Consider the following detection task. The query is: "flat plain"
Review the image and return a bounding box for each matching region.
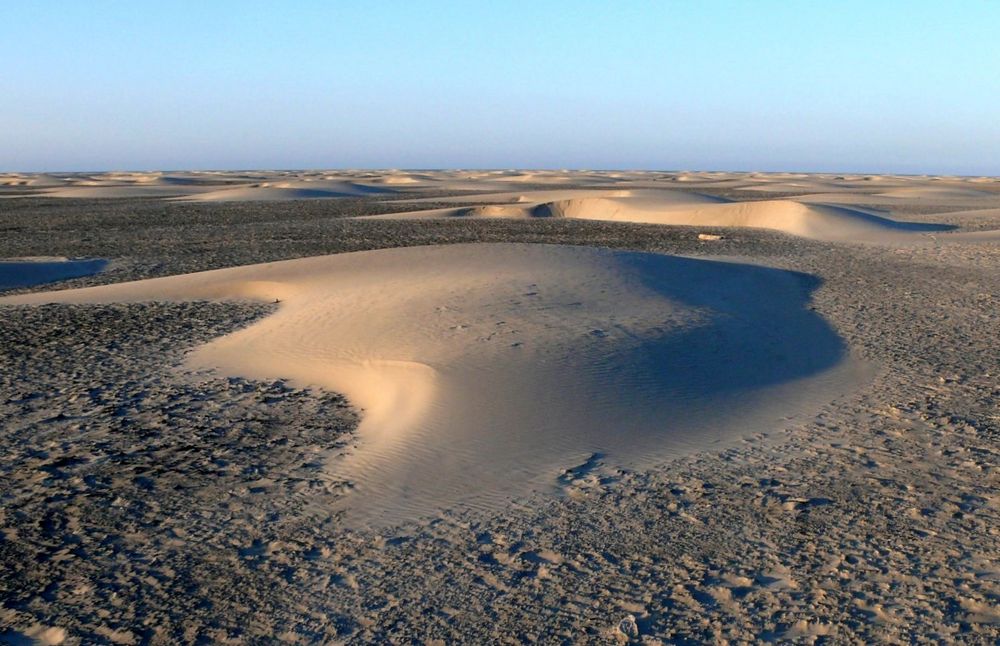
[1,170,998,644]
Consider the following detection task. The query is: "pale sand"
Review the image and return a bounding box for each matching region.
[369,189,955,243]
[171,179,398,202]
[1,244,864,525]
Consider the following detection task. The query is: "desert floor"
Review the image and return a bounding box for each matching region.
[1,170,998,644]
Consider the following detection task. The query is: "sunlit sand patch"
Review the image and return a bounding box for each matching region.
[368,188,955,243]
[1,244,866,526]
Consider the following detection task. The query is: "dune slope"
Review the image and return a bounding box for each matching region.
[173,180,396,201]
[369,189,954,242]
[545,197,954,241]
[1,244,861,525]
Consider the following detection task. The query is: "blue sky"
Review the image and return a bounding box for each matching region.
[3,1,998,173]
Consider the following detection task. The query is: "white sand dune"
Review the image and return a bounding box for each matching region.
[487,171,624,185]
[371,189,953,242]
[6,171,999,209]
[367,174,421,185]
[173,179,397,201]
[91,172,164,184]
[0,173,70,188]
[1,243,861,525]
[545,197,954,242]
[0,257,107,291]
[23,173,410,200]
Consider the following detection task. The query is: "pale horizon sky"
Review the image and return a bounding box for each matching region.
[3,1,999,174]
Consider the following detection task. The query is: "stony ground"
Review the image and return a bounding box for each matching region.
[1,197,998,644]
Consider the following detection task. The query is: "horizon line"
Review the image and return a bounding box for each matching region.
[3,167,999,179]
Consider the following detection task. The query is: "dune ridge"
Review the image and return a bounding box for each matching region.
[370,189,954,242]
[1,243,862,525]
[172,179,397,201]
[542,197,953,241]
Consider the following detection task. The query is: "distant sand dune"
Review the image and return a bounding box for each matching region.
[5,170,994,242]
[1,243,861,525]
[173,179,396,201]
[370,189,953,242]
[0,174,69,188]
[543,197,953,242]
[368,175,420,185]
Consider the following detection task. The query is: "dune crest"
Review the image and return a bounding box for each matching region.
[172,179,396,201]
[371,189,953,242]
[1,244,864,525]
[544,197,952,241]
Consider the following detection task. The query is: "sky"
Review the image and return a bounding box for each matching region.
[2,1,999,174]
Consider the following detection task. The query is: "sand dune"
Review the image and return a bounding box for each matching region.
[1,243,860,525]
[485,170,624,185]
[25,171,273,198]
[173,179,397,201]
[7,170,998,211]
[0,173,71,188]
[546,197,954,242]
[92,172,164,184]
[7,171,411,201]
[4,170,995,241]
[367,174,421,185]
[371,189,953,242]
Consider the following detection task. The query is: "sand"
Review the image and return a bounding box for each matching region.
[1,170,998,643]
[0,170,1000,245]
[371,189,956,243]
[3,244,862,525]
[172,179,398,202]
[9,168,990,243]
